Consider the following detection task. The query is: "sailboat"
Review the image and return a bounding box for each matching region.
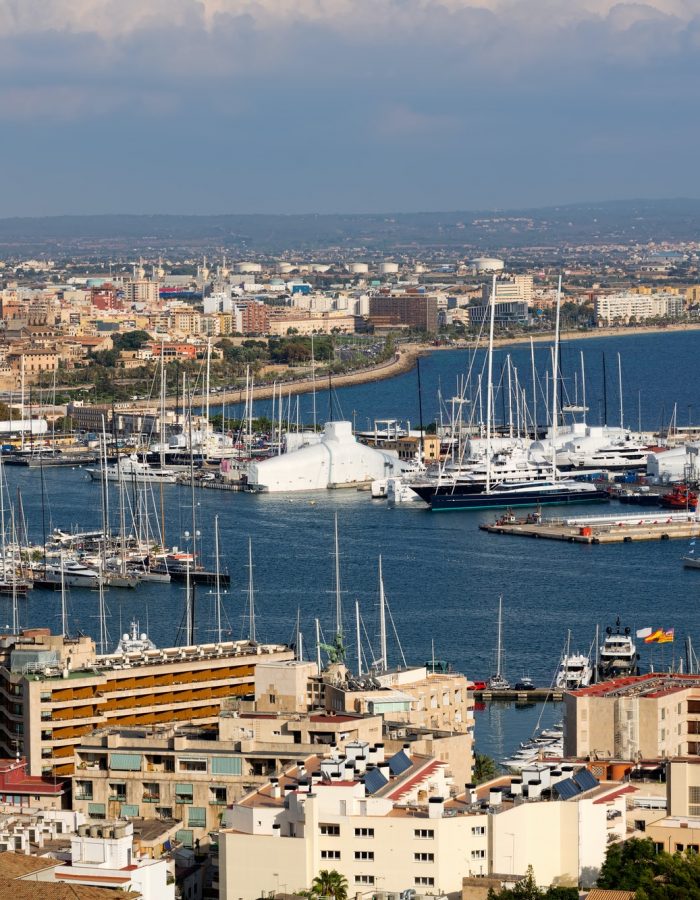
[412,276,610,511]
[488,595,511,690]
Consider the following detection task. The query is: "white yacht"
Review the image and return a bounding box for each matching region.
[87,455,177,485]
[114,621,157,655]
[597,619,639,681]
[555,652,593,691]
[41,559,102,588]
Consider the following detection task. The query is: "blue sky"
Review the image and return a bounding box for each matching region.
[2,0,700,216]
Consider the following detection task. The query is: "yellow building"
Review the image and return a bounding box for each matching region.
[0,629,293,778]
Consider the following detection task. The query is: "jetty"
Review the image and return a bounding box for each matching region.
[480,510,700,544]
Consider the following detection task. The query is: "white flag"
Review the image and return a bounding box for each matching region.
[636,627,653,639]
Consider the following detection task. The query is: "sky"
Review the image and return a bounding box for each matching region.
[2,0,700,216]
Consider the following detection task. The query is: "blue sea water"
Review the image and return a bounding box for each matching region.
[5,330,700,761]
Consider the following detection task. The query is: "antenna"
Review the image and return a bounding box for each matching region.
[247,537,256,643]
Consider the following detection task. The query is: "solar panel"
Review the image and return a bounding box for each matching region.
[553,778,582,800]
[388,750,412,776]
[364,768,389,795]
[573,768,599,793]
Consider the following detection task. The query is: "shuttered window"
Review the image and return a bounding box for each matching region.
[121,804,139,818]
[110,753,142,771]
[211,757,242,776]
[177,829,194,848]
[188,807,206,827]
[88,803,106,818]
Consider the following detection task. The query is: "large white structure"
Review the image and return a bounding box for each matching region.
[247,421,407,492]
[218,752,628,900]
[472,257,505,273]
[647,443,700,481]
[594,292,685,324]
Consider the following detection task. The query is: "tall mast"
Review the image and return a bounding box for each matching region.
[378,555,387,671]
[334,513,342,640]
[580,351,587,426]
[214,515,222,644]
[10,507,18,635]
[315,618,321,671]
[506,355,513,438]
[355,600,362,677]
[617,351,624,429]
[311,333,317,431]
[247,537,256,643]
[496,594,503,679]
[205,338,211,435]
[0,437,5,584]
[98,564,107,654]
[60,552,68,638]
[551,275,562,481]
[485,274,496,492]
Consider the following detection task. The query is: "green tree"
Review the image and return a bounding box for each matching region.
[112,330,152,351]
[487,865,577,899]
[597,837,700,899]
[474,752,499,784]
[309,869,348,900]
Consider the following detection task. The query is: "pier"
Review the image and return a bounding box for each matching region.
[480,510,700,544]
[474,688,563,702]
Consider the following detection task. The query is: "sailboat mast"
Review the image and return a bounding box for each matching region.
[580,351,587,426]
[617,352,624,429]
[60,552,68,638]
[378,555,387,671]
[334,513,342,640]
[551,275,562,480]
[315,617,322,671]
[214,515,222,644]
[496,595,503,678]
[355,600,362,677]
[247,537,256,643]
[10,507,18,635]
[485,274,497,492]
[311,333,317,431]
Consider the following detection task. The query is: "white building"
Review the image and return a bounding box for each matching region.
[594,292,685,324]
[218,752,627,900]
[246,421,407,492]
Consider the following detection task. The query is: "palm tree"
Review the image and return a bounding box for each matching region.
[310,869,349,900]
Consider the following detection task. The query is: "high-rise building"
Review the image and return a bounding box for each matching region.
[368,294,438,332]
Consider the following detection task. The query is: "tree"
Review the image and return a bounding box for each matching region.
[487,866,577,899]
[112,330,152,351]
[309,869,348,900]
[474,752,499,784]
[597,837,700,899]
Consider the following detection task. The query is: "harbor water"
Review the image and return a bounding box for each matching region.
[6,330,700,762]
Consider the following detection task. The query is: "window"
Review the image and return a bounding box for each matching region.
[355,851,374,861]
[471,850,486,859]
[75,780,93,801]
[188,807,206,828]
[472,826,486,835]
[354,827,374,838]
[414,829,434,839]
[156,807,173,820]
[178,759,207,773]
[415,877,435,887]
[143,783,160,803]
[87,803,106,819]
[661,708,666,720]
[321,850,341,860]
[175,783,194,804]
[209,786,227,805]
[414,852,434,862]
[355,876,375,885]
[108,782,127,802]
[320,824,340,836]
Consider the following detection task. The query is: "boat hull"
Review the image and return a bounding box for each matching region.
[430,488,611,511]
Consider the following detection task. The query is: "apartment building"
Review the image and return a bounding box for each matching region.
[70,710,384,843]
[368,294,438,333]
[236,300,270,335]
[564,673,700,760]
[219,751,627,899]
[594,292,685,324]
[267,311,356,336]
[480,274,534,305]
[0,629,293,778]
[122,279,160,306]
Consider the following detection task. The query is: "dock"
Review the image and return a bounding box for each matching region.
[480,510,700,544]
[474,688,563,702]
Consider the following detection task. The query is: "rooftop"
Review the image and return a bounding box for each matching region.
[0,852,58,878]
[0,880,140,900]
[572,673,700,699]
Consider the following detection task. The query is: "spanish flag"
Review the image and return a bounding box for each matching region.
[644,628,675,644]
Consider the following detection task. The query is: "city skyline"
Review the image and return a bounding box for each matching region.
[3,0,700,216]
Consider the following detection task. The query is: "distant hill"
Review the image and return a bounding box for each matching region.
[1,199,699,256]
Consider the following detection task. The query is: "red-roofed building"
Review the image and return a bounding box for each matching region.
[0,758,67,810]
[565,674,700,760]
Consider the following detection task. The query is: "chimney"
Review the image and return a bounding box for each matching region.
[367,745,378,764]
[272,823,281,838]
[375,743,385,763]
[378,763,390,780]
[270,777,281,799]
[509,779,522,797]
[428,796,444,819]
[355,755,367,774]
[489,788,502,807]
